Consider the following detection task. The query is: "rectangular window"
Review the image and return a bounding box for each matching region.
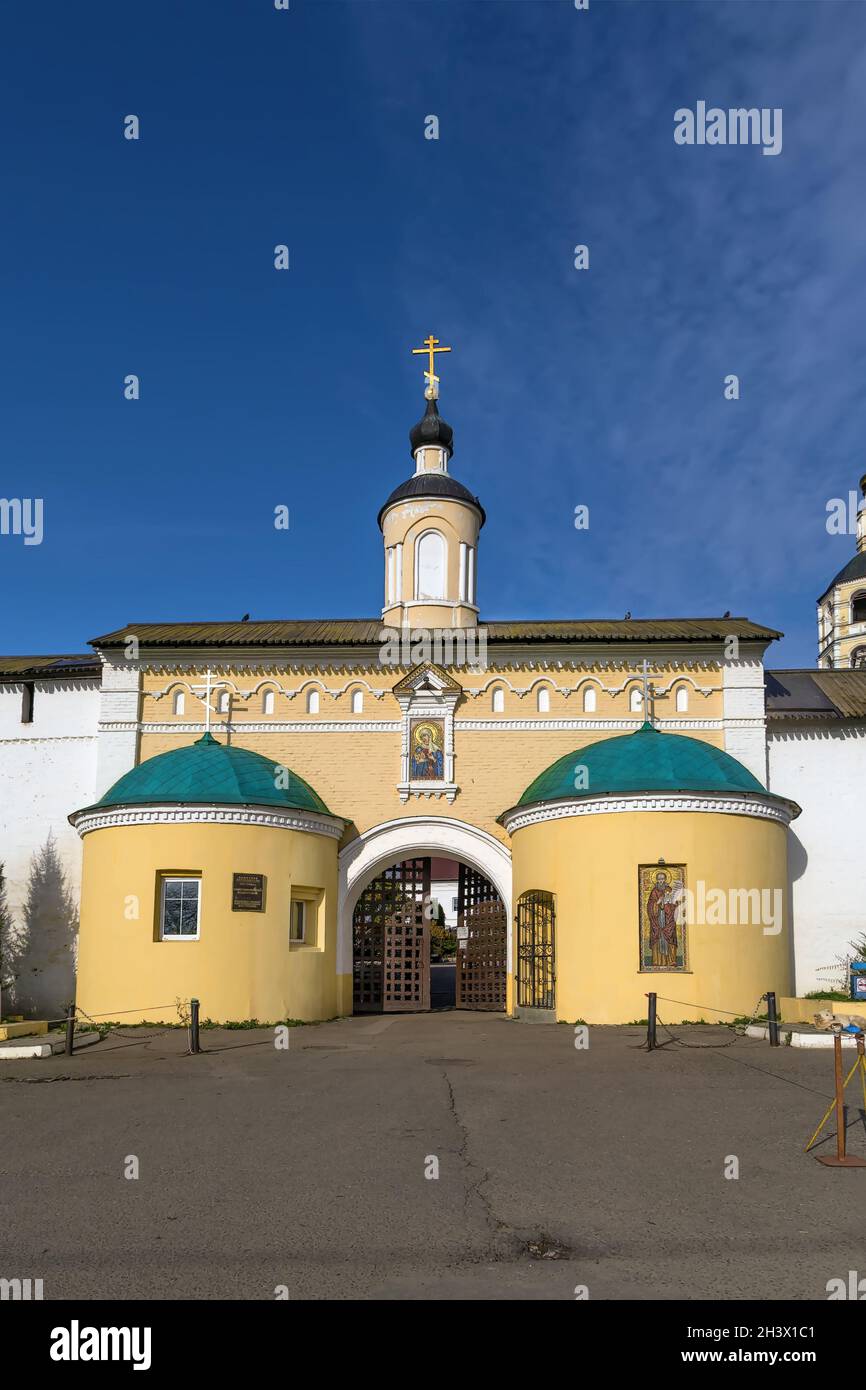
[21,682,34,723]
[159,876,201,939]
[289,899,306,943]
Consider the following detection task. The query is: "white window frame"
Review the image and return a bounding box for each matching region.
[675,685,688,713]
[173,690,185,716]
[537,686,550,713]
[583,686,597,713]
[629,687,643,713]
[851,591,866,625]
[159,876,201,941]
[415,529,447,601]
[307,689,320,714]
[263,689,275,715]
[492,686,505,713]
[351,689,364,714]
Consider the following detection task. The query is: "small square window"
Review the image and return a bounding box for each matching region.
[290,899,306,943]
[160,877,200,939]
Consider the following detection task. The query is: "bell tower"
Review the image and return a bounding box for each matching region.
[817,474,866,669]
[379,337,485,630]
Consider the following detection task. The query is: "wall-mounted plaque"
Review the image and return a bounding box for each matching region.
[232,873,266,912]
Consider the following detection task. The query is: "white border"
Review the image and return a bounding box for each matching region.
[71,801,345,839]
[159,875,201,941]
[499,789,800,834]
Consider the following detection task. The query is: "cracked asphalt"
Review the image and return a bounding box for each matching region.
[2,1012,864,1300]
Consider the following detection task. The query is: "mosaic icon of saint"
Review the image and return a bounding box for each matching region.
[646,870,680,968]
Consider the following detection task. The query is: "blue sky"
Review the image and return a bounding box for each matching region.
[2,0,865,666]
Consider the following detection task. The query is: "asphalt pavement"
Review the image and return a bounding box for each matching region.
[1,1012,862,1300]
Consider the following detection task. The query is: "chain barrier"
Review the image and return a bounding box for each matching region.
[72,1001,189,1042]
[653,994,768,1050]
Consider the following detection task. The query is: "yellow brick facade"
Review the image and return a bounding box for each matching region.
[136,660,727,847]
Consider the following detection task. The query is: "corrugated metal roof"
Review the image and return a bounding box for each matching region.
[488,618,780,642]
[766,668,866,719]
[0,654,101,681]
[89,617,780,648]
[813,670,866,718]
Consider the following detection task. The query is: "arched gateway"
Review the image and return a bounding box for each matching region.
[338,817,513,1013]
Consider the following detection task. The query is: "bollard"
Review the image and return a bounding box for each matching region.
[189,997,201,1055]
[64,1003,76,1057]
[766,991,780,1047]
[816,1033,866,1168]
[646,992,657,1052]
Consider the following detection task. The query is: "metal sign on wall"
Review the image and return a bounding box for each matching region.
[232,873,266,912]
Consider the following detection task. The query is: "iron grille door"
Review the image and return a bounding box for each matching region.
[353,858,430,1013]
[516,890,556,1010]
[383,906,430,1011]
[455,864,507,1011]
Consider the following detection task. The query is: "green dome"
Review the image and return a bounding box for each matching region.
[92,733,332,815]
[517,723,766,806]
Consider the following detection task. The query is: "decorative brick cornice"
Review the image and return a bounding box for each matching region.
[70,802,345,839]
[454,718,726,732]
[499,789,800,834]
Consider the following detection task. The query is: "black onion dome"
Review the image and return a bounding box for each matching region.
[818,550,866,602]
[409,398,454,457]
[377,473,486,530]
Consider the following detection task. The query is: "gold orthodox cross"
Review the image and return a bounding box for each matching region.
[204,668,213,732]
[411,334,451,397]
[640,659,654,724]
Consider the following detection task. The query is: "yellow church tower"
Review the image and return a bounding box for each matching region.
[379,335,485,630]
[817,473,866,668]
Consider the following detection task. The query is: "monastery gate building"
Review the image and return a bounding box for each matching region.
[2,356,865,1024]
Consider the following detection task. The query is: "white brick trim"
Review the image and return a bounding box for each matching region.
[70,801,345,839]
[499,789,800,834]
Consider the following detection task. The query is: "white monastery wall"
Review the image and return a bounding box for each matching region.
[768,722,866,994]
[0,679,100,1017]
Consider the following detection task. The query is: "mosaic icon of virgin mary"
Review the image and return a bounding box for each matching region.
[410,721,444,780]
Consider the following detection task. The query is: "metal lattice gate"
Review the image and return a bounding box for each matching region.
[455,864,507,1011]
[353,859,431,1013]
[516,890,556,1010]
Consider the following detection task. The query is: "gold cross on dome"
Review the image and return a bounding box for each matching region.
[411,334,451,398]
[640,658,654,724]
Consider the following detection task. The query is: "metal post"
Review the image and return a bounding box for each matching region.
[766,991,779,1047]
[817,1032,866,1168]
[64,1003,75,1056]
[831,1033,845,1162]
[646,993,657,1052]
[190,997,201,1054]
